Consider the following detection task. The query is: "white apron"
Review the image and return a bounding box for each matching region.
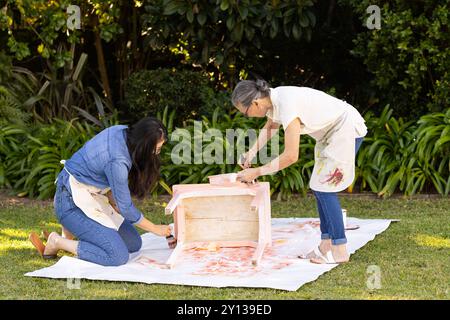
[60,162,124,230]
[309,111,357,192]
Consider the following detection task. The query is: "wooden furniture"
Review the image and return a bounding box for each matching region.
[164,177,271,268]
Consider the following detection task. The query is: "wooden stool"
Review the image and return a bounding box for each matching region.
[164,179,271,268]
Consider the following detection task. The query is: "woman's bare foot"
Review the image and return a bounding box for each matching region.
[42,227,75,241]
[310,244,349,264]
[43,232,61,257]
[298,239,332,259]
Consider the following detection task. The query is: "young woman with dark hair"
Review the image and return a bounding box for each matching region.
[29,117,174,266]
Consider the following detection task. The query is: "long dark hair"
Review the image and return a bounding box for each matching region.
[126,117,168,199]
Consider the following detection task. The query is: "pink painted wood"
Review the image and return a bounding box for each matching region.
[164,180,271,268]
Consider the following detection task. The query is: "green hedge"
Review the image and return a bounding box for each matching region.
[1,107,449,199]
[0,119,98,199]
[0,85,30,126]
[341,0,450,118]
[123,68,232,124]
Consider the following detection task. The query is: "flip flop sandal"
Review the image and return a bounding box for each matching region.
[310,249,350,265]
[310,249,338,264]
[298,247,324,260]
[28,232,57,259]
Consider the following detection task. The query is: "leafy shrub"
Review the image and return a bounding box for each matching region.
[341,0,450,118]
[155,106,264,194]
[0,119,98,199]
[1,107,448,199]
[355,106,417,196]
[354,106,450,197]
[123,68,232,124]
[0,51,13,84]
[0,86,30,125]
[1,54,114,127]
[142,0,317,79]
[409,109,450,196]
[156,105,316,200]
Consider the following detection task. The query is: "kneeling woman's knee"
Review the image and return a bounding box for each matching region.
[107,248,130,266]
[129,236,142,253]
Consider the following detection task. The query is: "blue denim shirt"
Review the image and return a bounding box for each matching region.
[58,125,144,225]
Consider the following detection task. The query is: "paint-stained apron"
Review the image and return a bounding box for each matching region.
[59,161,124,230]
[309,111,359,193]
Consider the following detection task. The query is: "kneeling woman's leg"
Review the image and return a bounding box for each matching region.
[118,220,142,253]
[54,185,131,266]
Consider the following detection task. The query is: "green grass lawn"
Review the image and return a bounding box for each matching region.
[0,192,449,300]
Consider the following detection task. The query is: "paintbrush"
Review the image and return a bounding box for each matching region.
[166,234,177,249]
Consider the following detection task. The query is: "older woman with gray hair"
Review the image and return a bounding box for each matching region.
[232,79,367,264]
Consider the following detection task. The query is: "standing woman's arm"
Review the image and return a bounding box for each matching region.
[258,118,301,175]
[255,118,281,150]
[237,118,301,182]
[241,118,280,168]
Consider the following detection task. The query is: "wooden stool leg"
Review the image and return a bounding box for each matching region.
[252,243,266,266]
[165,242,185,269]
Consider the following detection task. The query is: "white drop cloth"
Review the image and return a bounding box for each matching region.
[25,217,394,291]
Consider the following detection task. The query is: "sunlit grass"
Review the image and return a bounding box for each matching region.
[0,228,30,238]
[413,234,450,249]
[0,228,33,255]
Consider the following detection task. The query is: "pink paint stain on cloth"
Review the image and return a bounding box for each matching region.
[178,221,318,277]
[296,221,321,228]
[130,219,321,276]
[135,256,170,269]
[272,220,320,234]
[188,247,261,277]
[272,261,293,270]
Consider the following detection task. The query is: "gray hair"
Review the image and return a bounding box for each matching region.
[231,79,271,108]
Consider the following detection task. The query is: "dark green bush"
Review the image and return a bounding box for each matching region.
[1,106,448,199]
[354,106,449,197]
[340,0,450,118]
[123,68,232,124]
[156,106,313,200]
[0,86,30,125]
[157,105,449,199]
[0,120,98,199]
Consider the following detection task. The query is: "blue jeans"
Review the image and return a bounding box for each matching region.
[312,137,364,245]
[53,176,142,266]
